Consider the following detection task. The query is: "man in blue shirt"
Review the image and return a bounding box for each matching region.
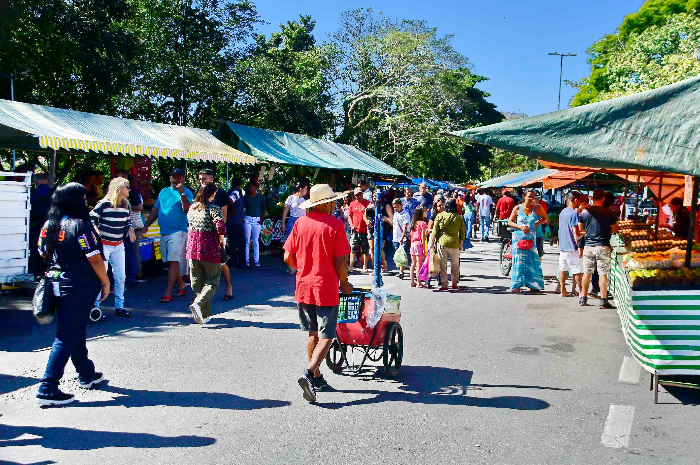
[413,182,433,219]
[557,191,582,297]
[401,187,419,221]
[143,168,194,303]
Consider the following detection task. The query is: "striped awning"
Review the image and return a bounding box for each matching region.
[0,100,257,165]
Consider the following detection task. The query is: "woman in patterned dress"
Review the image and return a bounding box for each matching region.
[507,190,546,293]
[186,182,226,324]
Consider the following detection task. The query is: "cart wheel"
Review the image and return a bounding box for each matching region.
[89,307,102,322]
[499,240,512,277]
[383,323,403,378]
[325,339,345,373]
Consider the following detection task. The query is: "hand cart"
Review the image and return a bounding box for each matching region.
[325,291,403,378]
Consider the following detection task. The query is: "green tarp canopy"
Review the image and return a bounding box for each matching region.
[452,75,700,177]
[222,122,404,177]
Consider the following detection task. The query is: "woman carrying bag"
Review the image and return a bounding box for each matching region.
[36,183,110,406]
[186,182,226,324]
[507,189,546,293]
[433,199,466,291]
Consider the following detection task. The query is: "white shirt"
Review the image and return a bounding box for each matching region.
[363,188,373,202]
[477,194,493,217]
[285,194,306,218]
[392,209,410,241]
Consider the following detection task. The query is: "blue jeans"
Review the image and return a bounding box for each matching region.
[39,280,102,394]
[480,214,491,240]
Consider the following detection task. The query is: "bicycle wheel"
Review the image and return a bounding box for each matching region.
[500,240,513,276]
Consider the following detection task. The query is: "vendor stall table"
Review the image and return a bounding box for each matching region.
[610,245,700,403]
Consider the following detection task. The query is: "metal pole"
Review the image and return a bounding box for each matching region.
[685,176,699,268]
[373,191,383,289]
[10,73,15,171]
[654,175,664,240]
[226,162,230,190]
[635,171,641,221]
[621,170,629,220]
[48,149,56,186]
[558,55,563,111]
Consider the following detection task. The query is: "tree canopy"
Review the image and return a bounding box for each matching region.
[571,0,700,106]
[0,3,503,182]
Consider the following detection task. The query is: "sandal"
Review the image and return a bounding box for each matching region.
[410,282,416,287]
[159,296,173,303]
[222,294,233,301]
[417,283,427,289]
[511,288,521,294]
[579,296,587,306]
[174,284,189,297]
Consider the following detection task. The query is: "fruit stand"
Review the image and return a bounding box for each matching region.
[609,222,700,403]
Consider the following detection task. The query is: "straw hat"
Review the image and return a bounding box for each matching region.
[299,184,347,209]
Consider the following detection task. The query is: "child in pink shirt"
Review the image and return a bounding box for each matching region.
[409,207,428,287]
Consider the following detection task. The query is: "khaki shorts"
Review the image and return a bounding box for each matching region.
[582,246,612,275]
[161,231,188,275]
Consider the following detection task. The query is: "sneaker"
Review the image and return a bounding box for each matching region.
[312,375,330,392]
[79,372,105,389]
[189,303,203,324]
[398,271,405,280]
[579,296,587,306]
[115,308,132,317]
[297,370,317,402]
[600,299,616,309]
[201,315,211,324]
[254,262,261,267]
[37,390,75,406]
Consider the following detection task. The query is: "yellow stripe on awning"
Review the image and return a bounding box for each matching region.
[38,136,257,165]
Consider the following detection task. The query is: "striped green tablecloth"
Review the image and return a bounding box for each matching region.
[610,254,700,375]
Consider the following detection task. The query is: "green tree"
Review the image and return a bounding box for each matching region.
[571,0,700,106]
[475,112,537,181]
[327,8,502,181]
[232,15,336,137]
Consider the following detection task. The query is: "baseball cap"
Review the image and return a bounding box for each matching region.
[199,168,215,176]
[171,168,185,177]
[353,187,362,195]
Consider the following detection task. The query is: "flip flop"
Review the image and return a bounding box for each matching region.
[159,296,173,303]
[174,285,189,297]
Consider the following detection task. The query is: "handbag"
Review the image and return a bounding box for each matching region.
[33,240,57,325]
[429,249,441,273]
[517,239,534,251]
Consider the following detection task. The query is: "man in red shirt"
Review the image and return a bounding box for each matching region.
[495,189,516,239]
[347,187,370,273]
[284,184,353,403]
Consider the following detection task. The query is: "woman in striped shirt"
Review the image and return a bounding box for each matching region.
[90,176,135,318]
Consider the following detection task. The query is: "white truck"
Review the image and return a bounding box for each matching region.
[0,171,34,285]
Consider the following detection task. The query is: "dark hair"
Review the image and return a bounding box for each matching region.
[199,168,215,176]
[115,168,130,178]
[294,180,310,193]
[230,177,242,188]
[603,191,615,209]
[410,206,426,231]
[192,182,218,211]
[445,198,458,213]
[670,197,683,207]
[359,179,367,186]
[565,191,580,204]
[45,182,96,253]
[592,188,606,201]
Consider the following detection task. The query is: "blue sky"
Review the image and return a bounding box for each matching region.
[255,0,645,117]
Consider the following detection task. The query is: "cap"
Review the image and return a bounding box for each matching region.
[171,168,185,177]
[353,187,362,195]
[198,168,215,176]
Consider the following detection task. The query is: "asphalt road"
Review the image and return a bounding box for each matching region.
[2,237,700,464]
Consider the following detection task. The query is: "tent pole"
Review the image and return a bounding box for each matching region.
[48,149,56,186]
[226,162,230,190]
[685,176,699,268]
[621,170,629,220]
[654,175,663,240]
[635,171,641,221]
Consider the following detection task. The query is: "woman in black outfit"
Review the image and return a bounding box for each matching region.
[36,183,111,406]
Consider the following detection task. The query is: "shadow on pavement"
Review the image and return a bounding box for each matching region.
[0,374,41,395]
[0,257,297,353]
[316,365,552,410]
[203,319,298,330]
[0,423,215,451]
[72,382,291,410]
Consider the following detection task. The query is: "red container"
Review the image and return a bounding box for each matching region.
[336,297,401,347]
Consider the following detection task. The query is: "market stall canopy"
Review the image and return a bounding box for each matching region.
[222,122,404,177]
[479,168,557,188]
[452,75,700,177]
[0,100,257,164]
[539,160,687,202]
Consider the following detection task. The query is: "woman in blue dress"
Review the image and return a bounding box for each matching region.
[507,190,546,293]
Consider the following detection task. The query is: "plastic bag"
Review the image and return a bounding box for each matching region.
[418,252,430,281]
[393,244,408,268]
[366,287,387,329]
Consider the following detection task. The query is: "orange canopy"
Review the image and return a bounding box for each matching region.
[538,160,686,202]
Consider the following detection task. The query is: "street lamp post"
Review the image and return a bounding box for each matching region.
[548,52,576,111]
